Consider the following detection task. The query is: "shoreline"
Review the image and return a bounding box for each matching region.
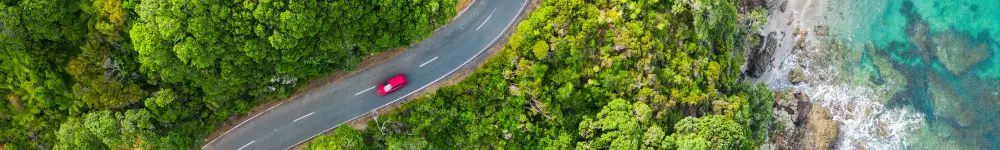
[754,0,830,90]
[755,0,937,149]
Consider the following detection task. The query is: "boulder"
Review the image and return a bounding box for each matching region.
[789,67,806,84]
[787,14,793,25]
[814,25,829,36]
[745,32,777,78]
[875,117,891,138]
[793,93,812,126]
[768,91,810,150]
[773,91,811,131]
[794,29,808,50]
[793,26,801,36]
[805,105,839,150]
[779,0,787,13]
[738,0,767,12]
[768,92,841,150]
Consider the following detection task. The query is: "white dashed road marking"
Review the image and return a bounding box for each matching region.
[201,99,286,149]
[476,8,497,31]
[293,112,314,123]
[354,86,376,96]
[237,141,254,150]
[419,57,439,67]
[286,0,528,149]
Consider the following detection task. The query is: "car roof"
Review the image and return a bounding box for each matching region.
[387,74,406,84]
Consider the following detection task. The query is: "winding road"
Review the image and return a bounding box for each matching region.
[201,0,528,149]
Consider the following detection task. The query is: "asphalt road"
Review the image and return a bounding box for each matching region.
[201,0,528,149]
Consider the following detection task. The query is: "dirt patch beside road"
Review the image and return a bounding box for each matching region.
[457,0,473,15]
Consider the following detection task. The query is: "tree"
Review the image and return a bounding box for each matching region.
[0,0,779,148]
[2,0,459,148]
[669,115,746,149]
[54,118,106,150]
[306,126,367,150]
[304,0,775,149]
[83,110,124,147]
[533,41,550,60]
[144,88,182,123]
[641,125,668,150]
[576,99,651,149]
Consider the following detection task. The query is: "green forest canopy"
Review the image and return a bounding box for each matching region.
[0,0,455,149]
[304,0,773,149]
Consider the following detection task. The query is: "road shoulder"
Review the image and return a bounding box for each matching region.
[202,1,476,144]
[291,0,539,149]
[345,0,539,139]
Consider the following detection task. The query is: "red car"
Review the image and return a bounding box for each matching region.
[377,74,408,96]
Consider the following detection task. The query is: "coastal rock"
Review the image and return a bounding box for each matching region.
[931,32,991,75]
[767,92,840,150]
[739,0,767,12]
[768,91,809,150]
[779,0,787,13]
[814,25,829,36]
[773,91,811,132]
[854,142,868,150]
[787,14,793,25]
[875,117,891,138]
[793,93,812,125]
[805,104,839,150]
[794,37,805,50]
[793,26,801,36]
[794,30,808,49]
[745,32,777,78]
[789,67,806,84]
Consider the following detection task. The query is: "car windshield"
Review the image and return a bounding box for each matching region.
[383,84,393,91]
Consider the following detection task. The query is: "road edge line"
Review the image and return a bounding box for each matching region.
[201,100,285,149]
[284,0,528,149]
[452,0,478,22]
[201,0,482,148]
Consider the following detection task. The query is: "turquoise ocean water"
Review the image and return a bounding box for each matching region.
[823,0,999,149]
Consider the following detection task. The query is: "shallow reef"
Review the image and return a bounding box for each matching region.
[773,0,1000,148]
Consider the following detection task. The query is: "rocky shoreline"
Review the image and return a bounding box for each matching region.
[765,90,840,150]
[747,0,1000,149]
[741,0,846,149]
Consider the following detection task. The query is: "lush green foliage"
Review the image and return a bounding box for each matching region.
[0,0,455,148]
[305,126,367,150]
[305,0,773,149]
